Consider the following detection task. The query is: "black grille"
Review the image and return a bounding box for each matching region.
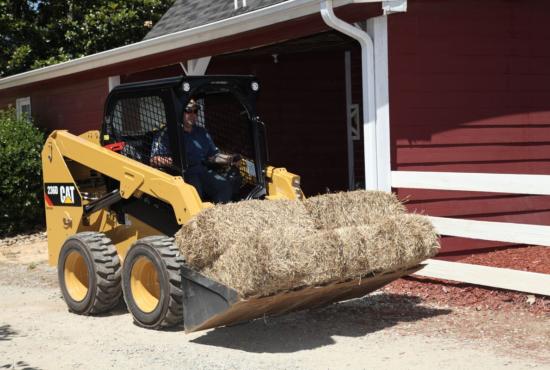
[107,95,168,166]
[198,93,253,158]
[197,93,256,184]
[104,91,258,186]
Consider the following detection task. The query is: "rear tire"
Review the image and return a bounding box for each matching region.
[122,236,183,329]
[58,232,122,315]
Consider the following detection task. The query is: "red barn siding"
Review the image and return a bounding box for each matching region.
[0,77,108,134]
[0,96,15,109]
[388,0,550,255]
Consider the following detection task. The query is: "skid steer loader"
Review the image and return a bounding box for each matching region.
[42,75,421,332]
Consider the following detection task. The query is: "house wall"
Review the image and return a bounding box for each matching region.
[387,0,550,256]
[0,77,109,134]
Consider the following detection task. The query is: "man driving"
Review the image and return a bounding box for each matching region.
[150,99,240,203]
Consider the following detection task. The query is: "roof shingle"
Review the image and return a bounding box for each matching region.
[144,0,290,40]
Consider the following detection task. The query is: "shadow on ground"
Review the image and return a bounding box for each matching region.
[0,325,17,341]
[0,326,41,369]
[0,361,41,370]
[191,293,451,353]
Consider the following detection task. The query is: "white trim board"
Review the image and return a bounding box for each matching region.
[415,259,550,296]
[391,171,550,195]
[108,76,120,91]
[368,16,392,192]
[428,216,550,247]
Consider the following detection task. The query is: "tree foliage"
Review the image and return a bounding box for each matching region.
[0,0,173,77]
[0,108,45,236]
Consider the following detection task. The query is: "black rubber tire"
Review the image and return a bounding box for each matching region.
[58,232,122,315]
[121,236,183,329]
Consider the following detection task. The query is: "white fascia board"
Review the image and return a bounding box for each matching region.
[0,0,381,91]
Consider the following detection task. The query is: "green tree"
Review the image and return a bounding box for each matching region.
[0,0,173,77]
[0,1,43,76]
[0,108,45,236]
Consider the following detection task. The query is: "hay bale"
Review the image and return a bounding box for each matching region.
[175,190,439,298]
[334,214,440,278]
[304,190,406,230]
[175,199,316,270]
[199,214,439,298]
[203,226,314,297]
[202,225,349,297]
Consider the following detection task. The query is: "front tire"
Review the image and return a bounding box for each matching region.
[58,232,122,315]
[122,236,183,329]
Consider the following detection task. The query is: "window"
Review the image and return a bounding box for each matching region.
[16,97,31,119]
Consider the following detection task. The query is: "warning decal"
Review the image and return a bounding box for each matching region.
[44,183,81,207]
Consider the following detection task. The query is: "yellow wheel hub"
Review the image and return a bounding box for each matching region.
[131,256,161,313]
[64,251,89,302]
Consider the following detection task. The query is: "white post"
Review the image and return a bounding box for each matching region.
[344,51,355,190]
[367,16,392,192]
[187,56,212,75]
[108,76,120,91]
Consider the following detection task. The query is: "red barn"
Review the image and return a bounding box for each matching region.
[2,0,550,264]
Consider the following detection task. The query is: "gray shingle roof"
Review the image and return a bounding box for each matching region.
[144,0,290,40]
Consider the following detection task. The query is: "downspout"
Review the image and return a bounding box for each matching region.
[320,0,378,190]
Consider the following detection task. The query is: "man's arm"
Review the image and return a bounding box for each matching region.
[202,129,241,166]
[150,129,174,168]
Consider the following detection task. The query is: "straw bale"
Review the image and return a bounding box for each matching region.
[334,214,440,279]
[175,199,316,270]
[175,190,439,298]
[304,190,406,230]
[202,226,314,296]
[200,214,439,297]
[203,225,350,297]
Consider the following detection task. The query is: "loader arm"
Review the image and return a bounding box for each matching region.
[42,130,207,264]
[45,130,206,222]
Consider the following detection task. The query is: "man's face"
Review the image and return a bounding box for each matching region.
[183,109,197,132]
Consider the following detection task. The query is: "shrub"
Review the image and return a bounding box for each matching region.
[0,108,45,236]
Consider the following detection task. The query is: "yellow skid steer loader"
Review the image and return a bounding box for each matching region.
[42,76,420,332]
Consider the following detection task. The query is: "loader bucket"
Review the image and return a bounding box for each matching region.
[181,264,424,333]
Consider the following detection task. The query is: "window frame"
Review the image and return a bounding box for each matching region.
[16,97,31,119]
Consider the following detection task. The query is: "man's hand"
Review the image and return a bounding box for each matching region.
[150,156,173,168]
[209,153,241,166]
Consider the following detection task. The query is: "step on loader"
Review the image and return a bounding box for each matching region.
[42,75,420,332]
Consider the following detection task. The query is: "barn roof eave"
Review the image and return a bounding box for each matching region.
[0,0,382,91]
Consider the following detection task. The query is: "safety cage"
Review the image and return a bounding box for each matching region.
[101,75,269,201]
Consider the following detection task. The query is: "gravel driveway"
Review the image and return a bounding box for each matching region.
[1,237,549,369]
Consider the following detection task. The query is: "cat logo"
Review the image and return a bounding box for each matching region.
[44,183,81,207]
[60,185,76,204]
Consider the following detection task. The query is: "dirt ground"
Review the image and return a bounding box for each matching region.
[1,233,549,370]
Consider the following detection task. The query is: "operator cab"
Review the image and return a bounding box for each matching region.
[101,75,268,203]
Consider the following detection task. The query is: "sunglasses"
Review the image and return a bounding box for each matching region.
[184,107,199,114]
